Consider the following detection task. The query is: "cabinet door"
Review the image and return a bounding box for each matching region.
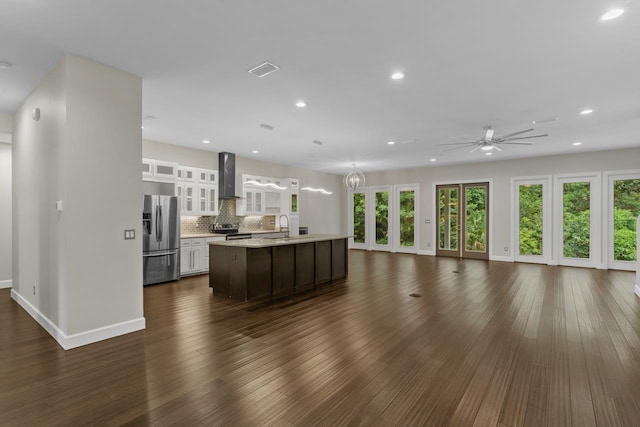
[183,168,196,182]
[254,191,263,214]
[183,185,197,215]
[198,186,208,214]
[245,190,254,213]
[175,184,185,213]
[176,168,184,181]
[154,161,178,180]
[207,186,218,215]
[142,159,154,177]
[180,247,192,275]
[192,245,204,272]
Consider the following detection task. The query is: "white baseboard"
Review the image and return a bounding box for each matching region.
[635,284,640,298]
[490,255,514,263]
[417,250,435,256]
[10,289,145,350]
[0,279,12,289]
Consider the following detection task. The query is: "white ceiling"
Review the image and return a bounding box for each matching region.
[0,1,638,174]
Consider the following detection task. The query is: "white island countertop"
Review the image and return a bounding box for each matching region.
[208,234,349,248]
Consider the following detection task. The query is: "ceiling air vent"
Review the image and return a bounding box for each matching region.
[248,61,280,78]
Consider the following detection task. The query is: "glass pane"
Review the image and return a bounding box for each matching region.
[255,192,262,211]
[563,182,590,258]
[465,187,486,252]
[209,189,216,211]
[438,188,458,250]
[519,184,543,256]
[156,165,173,175]
[247,191,253,211]
[399,190,415,247]
[613,179,640,261]
[291,194,298,213]
[375,191,389,245]
[353,193,366,244]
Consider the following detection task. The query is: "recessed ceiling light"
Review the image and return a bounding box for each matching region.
[391,72,404,80]
[252,150,259,154]
[387,141,395,145]
[572,141,582,146]
[312,140,323,145]
[202,140,211,144]
[601,8,624,21]
[485,152,493,156]
[296,101,307,108]
[0,61,12,69]
[580,109,594,115]
[430,158,437,162]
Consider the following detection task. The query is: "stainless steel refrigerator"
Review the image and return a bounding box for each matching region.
[143,195,180,285]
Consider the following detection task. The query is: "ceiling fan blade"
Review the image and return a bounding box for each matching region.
[440,144,475,153]
[498,128,534,140]
[502,133,548,141]
[437,142,477,146]
[500,141,535,145]
[493,145,503,152]
[469,145,483,153]
[399,138,417,145]
[449,136,479,142]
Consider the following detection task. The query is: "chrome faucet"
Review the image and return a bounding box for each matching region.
[279,214,290,238]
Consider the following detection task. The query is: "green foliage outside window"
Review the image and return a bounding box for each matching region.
[465,187,486,252]
[563,182,591,258]
[353,193,366,243]
[519,185,543,255]
[399,191,415,246]
[613,179,640,261]
[375,192,389,244]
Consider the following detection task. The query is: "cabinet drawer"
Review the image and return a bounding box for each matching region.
[181,239,192,247]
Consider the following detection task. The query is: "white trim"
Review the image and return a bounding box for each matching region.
[418,250,435,256]
[10,289,145,350]
[490,255,514,263]
[635,284,640,298]
[0,279,12,289]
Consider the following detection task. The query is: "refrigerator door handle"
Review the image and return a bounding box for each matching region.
[159,205,163,242]
[155,205,159,242]
[143,250,178,257]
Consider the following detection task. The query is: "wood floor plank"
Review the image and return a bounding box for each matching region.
[0,251,639,426]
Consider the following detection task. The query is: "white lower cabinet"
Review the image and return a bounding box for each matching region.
[180,238,205,276]
[180,237,225,276]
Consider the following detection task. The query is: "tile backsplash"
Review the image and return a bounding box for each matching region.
[181,216,214,235]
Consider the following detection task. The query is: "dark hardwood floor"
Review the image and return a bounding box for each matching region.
[1,251,639,426]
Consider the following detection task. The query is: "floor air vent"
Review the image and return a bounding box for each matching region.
[248,61,280,78]
[409,293,422,298]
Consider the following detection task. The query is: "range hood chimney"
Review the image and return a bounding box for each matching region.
[218,152,239,199]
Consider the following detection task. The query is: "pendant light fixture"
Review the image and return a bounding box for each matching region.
[246,123,288,190]
[344,163,365,190]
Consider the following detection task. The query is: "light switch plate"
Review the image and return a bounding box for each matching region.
[55,200,63,211]
[124,229,135,240]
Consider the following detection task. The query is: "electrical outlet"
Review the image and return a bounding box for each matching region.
[504,246,508,252]
[425,219,431,224]
[33,286,36,295]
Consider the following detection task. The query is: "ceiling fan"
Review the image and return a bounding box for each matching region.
[438,126,548,153]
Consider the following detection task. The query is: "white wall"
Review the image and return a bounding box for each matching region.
[12,55,144,347]
[0,141,11,287]
[143,139,346,234]
[363,147,640,259]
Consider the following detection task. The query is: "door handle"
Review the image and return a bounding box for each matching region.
[143,250,177,257]
[155,206,160,242]
[159,205,163,242]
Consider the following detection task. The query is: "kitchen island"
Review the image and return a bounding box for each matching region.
[208,234,348,300]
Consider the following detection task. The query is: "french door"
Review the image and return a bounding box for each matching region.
[436,183,489,260]
[554,173,601,268]
[513,176,552,264]
[348,184,419,252]
[393,185,419,253]
[369,186,392,251]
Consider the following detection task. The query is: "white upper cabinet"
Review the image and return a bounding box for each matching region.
[198,169,217,185]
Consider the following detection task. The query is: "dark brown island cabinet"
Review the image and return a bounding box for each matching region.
[208,235,349,301]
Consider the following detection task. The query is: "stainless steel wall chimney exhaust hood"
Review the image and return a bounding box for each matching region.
[218,152,240,199]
